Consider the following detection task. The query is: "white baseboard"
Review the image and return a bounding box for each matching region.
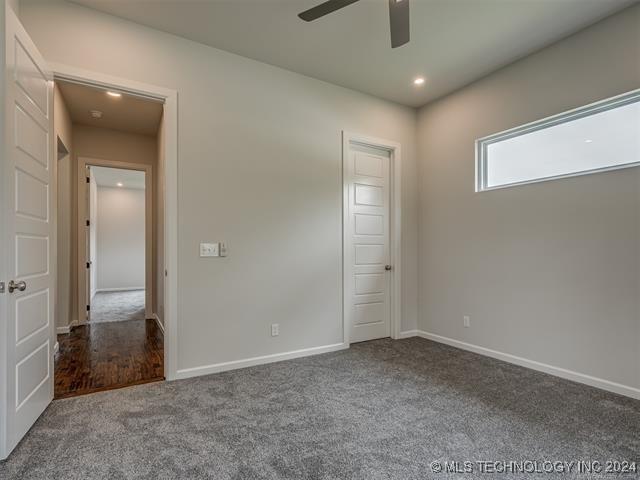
[56,320,79,335]
[176,342,348,380]
[406,330,640,400]
[398,329,419,339]
[152,313,164,334]
[96,287,145,292]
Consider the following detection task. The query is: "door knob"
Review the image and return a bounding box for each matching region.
[385,265,392,271]
[8,280,26,293]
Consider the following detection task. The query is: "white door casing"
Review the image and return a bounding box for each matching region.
[82,165,98,319]
[343,132,401,344]
[88,166,97,303]
[50,63,178,380]
[1,4,54,459]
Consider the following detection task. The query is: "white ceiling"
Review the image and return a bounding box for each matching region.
[91,166,146,190]
[57,80,163,136]
[69,0,636,107]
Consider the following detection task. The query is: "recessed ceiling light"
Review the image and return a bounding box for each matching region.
[89,110,103,119]
[116,182,124,187]
[413,77,425,86]
[585,139,593,143]
[107,91,122,98]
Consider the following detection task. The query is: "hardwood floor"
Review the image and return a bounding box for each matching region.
[55,319,164,399]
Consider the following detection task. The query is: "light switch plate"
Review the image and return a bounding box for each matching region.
[200,242,219,257]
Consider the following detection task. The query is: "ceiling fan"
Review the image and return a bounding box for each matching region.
[298,0,410,48]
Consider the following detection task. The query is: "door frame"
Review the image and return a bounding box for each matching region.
[51,63,179,381]
[77,158,153,321]
[342,131,402,344]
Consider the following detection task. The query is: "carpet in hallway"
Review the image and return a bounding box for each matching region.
[91,290,146,323]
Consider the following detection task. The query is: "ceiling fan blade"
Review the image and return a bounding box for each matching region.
[298,0,360,22]
[389,0,410,48]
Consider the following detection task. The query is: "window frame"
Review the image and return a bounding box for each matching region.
[475,89,640,192]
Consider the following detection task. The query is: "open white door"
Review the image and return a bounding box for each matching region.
[0,3,54,459]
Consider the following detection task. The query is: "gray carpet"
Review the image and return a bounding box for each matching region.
[1,338,638,479]
[90,290,146,323]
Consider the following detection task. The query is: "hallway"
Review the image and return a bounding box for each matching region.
[54,319,164,399]
[91,290,146,323]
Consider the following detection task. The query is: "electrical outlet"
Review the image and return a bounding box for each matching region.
[271,323,279,337]
[463,315,471,328]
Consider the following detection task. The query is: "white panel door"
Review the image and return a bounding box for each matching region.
[1,4,54,459]
[346,144,391,343]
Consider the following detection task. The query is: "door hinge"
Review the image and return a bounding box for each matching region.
[0,282,4,293]
[86,176,90,183]
[86,262,91,269]
[86,220,90,227]
[86,304,90,311]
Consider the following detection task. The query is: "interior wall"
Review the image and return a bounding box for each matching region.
[6,0,17,15]
[53,83,74,330]
[20,0,419,373]
[96,186,146,291]
[416,5,640,390]
[71,124,158,321]
[74,124,158,167]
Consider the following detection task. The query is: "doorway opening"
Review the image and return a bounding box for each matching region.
[53,79,165,398]
[85,166,147,322]
[0,8,178,456]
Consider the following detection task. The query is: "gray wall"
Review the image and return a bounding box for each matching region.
[20,0,419,372]
[417,5,640,390]
[6,0,17,15]
[53,84,74,329]
[96,186,146,291]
